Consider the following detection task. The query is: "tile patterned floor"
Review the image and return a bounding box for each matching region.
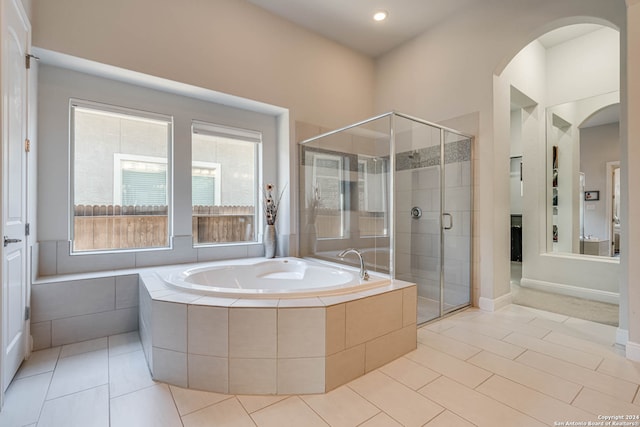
[2,304,639,427]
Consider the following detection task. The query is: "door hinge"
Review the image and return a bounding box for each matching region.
[25,53,39,70]
[25,223,30,236]
[24,306,30,321]
[25,138,31,152]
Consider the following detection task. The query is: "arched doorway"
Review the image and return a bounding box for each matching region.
[497,23,621,326]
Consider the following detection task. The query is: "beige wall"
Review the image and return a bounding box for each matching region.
[31,0,375,130]
[374,0,627,311]
[625,0,640,357]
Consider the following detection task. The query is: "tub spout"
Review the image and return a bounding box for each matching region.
[337,248,370,281]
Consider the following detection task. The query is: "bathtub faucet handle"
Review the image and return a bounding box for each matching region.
[337,248,370,281]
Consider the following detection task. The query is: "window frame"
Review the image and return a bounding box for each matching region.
[191,120,262,247]
[69,99,174,254]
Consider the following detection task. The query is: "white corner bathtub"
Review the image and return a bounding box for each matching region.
[139,256,417,395]
[164,257,390,299]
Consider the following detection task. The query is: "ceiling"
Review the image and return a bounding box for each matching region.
[247,0,479,58]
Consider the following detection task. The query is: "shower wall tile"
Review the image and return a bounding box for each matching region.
[444,162,462,188]
[444,187,472,211]
[415,167,440,190]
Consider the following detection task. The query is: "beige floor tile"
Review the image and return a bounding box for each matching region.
[169,385,232,416]
[492,305,539,323]
[0,372,52,427]
[15,347,60,379]
[468,351,581,403]
[379,356,440,390]
[564,317,617,345]
[529,317,614,346]
[236,394,290,413]
[470,313,551,338]
[109,349,156,398]
[423,410,475,427]
[422,318,459,333]
[358,412,403,427]
[502,304,569,322]
[573,387,640,416]
[597,356,640,384]
[446,319,513,340]
[477,375,594,426]
[302,386,380,427]
[504,332,602,369]
[544,331,623,360]
[47,349,109,400]
[108,331,143,357]
[251,396,329,427]
[634,390,640,406]
[60,337,108,358]
[38,385,109,427]
[419,376,546,427]
[417,328,481,360]
[348,370,443,427]
[182,397,255,427]
[442,326,525,359]
[406,344,492,388]
[110,384,183,427]
[517,350,638,402]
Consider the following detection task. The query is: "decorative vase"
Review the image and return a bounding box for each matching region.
[305,223,317,255]
[264,224,276,258]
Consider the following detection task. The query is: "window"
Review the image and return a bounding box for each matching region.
[357,156,389,237]
[311,153,346,239]
[191,121,260,245]
[70,101,172,252]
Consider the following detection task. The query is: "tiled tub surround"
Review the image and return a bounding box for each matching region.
[139,259,417,395]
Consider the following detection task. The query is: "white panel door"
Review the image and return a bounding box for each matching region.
[2,0,30,393]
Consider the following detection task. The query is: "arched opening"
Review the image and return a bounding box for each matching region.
[498,22,621,326]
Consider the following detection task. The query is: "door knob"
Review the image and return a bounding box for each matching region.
[3,236,22,247]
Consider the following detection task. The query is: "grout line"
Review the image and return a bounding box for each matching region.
[570,386,584,405]
[632,384,640,405]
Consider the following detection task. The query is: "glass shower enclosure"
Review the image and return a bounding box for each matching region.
[299,112,473,323]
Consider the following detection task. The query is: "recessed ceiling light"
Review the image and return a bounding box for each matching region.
[373,10,388,22]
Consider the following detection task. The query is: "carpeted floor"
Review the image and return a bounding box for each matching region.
[510,281,619,327]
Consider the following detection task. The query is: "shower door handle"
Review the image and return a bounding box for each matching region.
[443,213,453,230]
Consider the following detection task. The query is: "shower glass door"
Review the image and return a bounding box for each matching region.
[394,116,443,323]
[442,130,473,314]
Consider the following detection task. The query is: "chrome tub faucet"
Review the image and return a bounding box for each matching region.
[338,248,370,281]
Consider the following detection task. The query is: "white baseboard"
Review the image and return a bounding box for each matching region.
[617,328,629,346]
[626,340,640,362]
[520,278,619,305]
[479,292,513,312]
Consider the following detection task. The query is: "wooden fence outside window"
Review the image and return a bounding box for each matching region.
[73,205,255,251]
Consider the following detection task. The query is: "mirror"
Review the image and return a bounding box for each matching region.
[546,91,620,257]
